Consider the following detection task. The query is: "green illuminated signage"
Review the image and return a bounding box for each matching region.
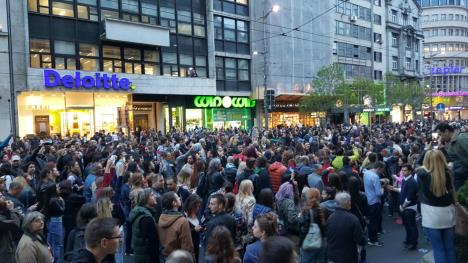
[194,96,256,108]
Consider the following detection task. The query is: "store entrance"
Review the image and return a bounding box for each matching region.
[134,114,149,131]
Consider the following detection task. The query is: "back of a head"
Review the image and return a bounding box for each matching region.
[166,250,194,263]
[259,236,295,263]
[77,203,97,226]
[335,192,351,209]
[435,122,454,133]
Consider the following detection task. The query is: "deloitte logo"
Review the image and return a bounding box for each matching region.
[194,96,256,108]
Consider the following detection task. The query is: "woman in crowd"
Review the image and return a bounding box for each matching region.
[243,212,278,263]
[275,182,299,237]
[16,211,53,263]
[417,150,456,263]
[235,180,256,222]
[348,176,369,263]
[65,203,97,253]
[183,194,203,262]
[299,188,326,263]
[249,188,274,226]
[205,226,240,263]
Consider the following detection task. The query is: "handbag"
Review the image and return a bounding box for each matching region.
[301,209,322,250]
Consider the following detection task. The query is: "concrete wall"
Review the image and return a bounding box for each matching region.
[252,0,334,95]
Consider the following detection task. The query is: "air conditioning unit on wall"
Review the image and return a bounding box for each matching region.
[349,15,358,23]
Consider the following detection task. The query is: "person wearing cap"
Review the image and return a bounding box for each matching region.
[10,155,22,177]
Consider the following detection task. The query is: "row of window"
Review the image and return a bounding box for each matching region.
[29,38,208,77]
[336,21,372,41]
[420,0,468,7]
[390,33,420,51]
[389,9,419,28]
[335,0,372,22]
[28,0,207,38]
[215,56,249,81]
[424,43,468,53]
[214,16,248,43]
[335,42,371,60]
[427,59,468,67]
[391,56,420,72]
[340,63,372,79]
[423,28,468,38]
[213,0,249,17]
[425,75,467,92]
[422,13,468,23]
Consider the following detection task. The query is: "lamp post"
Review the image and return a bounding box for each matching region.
[259,3,280,130]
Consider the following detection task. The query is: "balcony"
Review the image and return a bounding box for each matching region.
[101,18,170,47]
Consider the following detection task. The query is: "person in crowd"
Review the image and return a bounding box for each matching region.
[243,212,277,263]
[167,250,194,263]
[183,194,203,262]
[66,160,84,192]
[191,159,205,191]
[16,211,53,263]
[128,188,159,263]
[363,161,387,246]
[347,176,369,263]
[158,191,194,261]
[205,226,240,263]
[299,188,326,263]
[307,164,324,194]
[251,157,271,198]
[84,163,104,202]
[326,192,367,263]
[417,150,456,263]
[235,179,256,222]
[268,154,288,193]
[59,180,86,248]
[275,182,299,237]
[237,158,255,187]
[0,194,21,263]
[148,173,166,221]
[5,181,27,213]
[129,172,145,209]
[258,236,296,263]
[166,176,190,205]
[178,155,194,187]
[249,188,274,226]
[66,203,97,253]
[63,217,120,263]
[320,186,337,219]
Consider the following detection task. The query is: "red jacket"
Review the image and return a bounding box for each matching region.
[268,162,287,193]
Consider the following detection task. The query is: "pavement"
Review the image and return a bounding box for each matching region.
[366,212,433,263]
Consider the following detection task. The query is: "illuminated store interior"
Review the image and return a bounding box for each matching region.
[18,92,129,137]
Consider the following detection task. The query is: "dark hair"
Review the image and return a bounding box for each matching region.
[183,194,202,215]
[84,217,119,249]
[259,236,295,263]
[161,191,178,210]
[374,161,386,169]
[206,226,237,263]
[435,123,454,133]
[328,173,343,192]
[343,156,350,166]
[224,193,236,212]
[324,187,336,200]
[257,188,274,208]
[368,152,377,163]
[210,193,226,208]
[401,163,413,172]
[255,212,277,237]
[77,203,97,226]
[246,157,256,169]
[347,177,361,211]
[255,157,267,168]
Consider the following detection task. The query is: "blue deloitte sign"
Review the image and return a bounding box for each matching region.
[424,66,465,76]
[43,69,135,90]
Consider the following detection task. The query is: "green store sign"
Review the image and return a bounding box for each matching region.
[194,96,256,108]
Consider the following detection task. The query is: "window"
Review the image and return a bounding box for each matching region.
[179,54,193,77]
[374,0,381,6]
[101,0,118,9]
[392,56,398,70]
[374,14,381,25]
[449,14,453,20]
[141,0,157,24]
[193,12,206,37]
[374,51,382,62]
[374,33,382,43]
[52,1,74,17]
[216,57,224,80]
[405,58,411,70]
[441,14,447,20]
[214,16,223,40]
[225,58,236,80]
[121,0,138,13]
[223,18,236,41]
[335,21,370,40]
[403,14,408,25]
[177,10,192,35]
[103,46,122,72]
[30,38,51,68]
[237,20,248,43]
[214,16,250,53]
[432,14,438,21]
[391,10,398,23]
[440,29,447,36]
[415,60,419,72]
[28,0,50,14]
[77,2,98,21]
[238,59,249,81]
[215,56,250,82]
[160,7,176,33]
[54,40,76,70]
[432,29,438,37]
[143,49,160,75]
[374,70,383,80]
[79,43,99,71]
[101,9,118,20]
[406,36,412,49]
[162,51,178,76]
[392,33,399,47]
[124,48,142,74]
[195,56,207,78]
[448,29,453,36]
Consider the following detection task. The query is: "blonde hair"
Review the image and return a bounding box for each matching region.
[237,179,254,202]
[422,150,448,197]
[96,197,113,218]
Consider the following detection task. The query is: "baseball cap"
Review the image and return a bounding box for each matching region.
[11,155,20,162]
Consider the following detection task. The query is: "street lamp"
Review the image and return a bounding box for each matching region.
[260,3,280,130]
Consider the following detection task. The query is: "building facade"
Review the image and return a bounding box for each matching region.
[420,0,468,119]
[7,0,256,137]
[0,0,11,139]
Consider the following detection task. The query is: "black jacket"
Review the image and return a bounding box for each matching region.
[327,208,367,263]
[62,192,86,241]
[417,169,454,207]
[400,176,418,208]
[203,212,237,245]
[63,248,97,263]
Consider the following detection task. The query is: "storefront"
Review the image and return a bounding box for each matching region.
[431,92,468,121]
[269,99,324,128]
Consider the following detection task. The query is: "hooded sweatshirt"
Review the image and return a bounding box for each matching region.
[158,210,194,258]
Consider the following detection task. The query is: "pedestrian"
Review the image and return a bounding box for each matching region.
[249,188,274,226]
[16,212,53,263]
[417,150,456,263]
[183,194,203,262]
[299,188,325,263]
[65,203,97,253]
[0,195,21,263]
[205,226,240,263]
[243,212,277,263]
[398,164,418,250]
[258,236,296,263]
[235,179,256,222]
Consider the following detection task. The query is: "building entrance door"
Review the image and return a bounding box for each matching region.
[134,114,149,131]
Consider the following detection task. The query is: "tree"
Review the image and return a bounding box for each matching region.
[312,63,346,94]
[386,74,426,121]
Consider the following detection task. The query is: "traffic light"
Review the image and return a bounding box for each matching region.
[265,89,275,109]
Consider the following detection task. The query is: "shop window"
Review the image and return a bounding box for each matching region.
[52,1,75,17]
[28,0,50,14]
[238,59,249,81]
[162,51,178,76]
[143,49,160,75]
[124,48,142,74]
[195,56,207,78]
[103,45,122,72]
[30,38,52,68]
[122,0,139,13]
[177,10,192,35]
[193,12,206,37]
[77,4,98,21]
[101,9,119,20]
[101,0,118,9]
[160,7,176,33]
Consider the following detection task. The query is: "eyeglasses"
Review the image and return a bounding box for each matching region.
[106,235,122,240]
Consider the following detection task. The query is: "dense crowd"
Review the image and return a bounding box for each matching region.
[0,120,467,263]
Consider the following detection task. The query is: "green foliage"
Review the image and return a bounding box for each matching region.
[299,93,339,113]
[312,63,345,94]
[457,180,468,208]
[385,73,426,109]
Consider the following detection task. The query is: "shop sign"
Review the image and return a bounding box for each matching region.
[432,91,468,97]
[363,107,390,112]
[424,66,465,76]
[194,96,256,108]
[43,69,136,91]
[449,106,464,110]
[132,104,152,111]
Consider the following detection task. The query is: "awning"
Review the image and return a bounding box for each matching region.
[275,94,305,103]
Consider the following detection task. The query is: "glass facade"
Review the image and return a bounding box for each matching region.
[420,0,468,7]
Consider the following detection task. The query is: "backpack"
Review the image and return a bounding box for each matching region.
[301,209,322,250]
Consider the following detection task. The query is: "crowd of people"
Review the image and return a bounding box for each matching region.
[0,120,467,263]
